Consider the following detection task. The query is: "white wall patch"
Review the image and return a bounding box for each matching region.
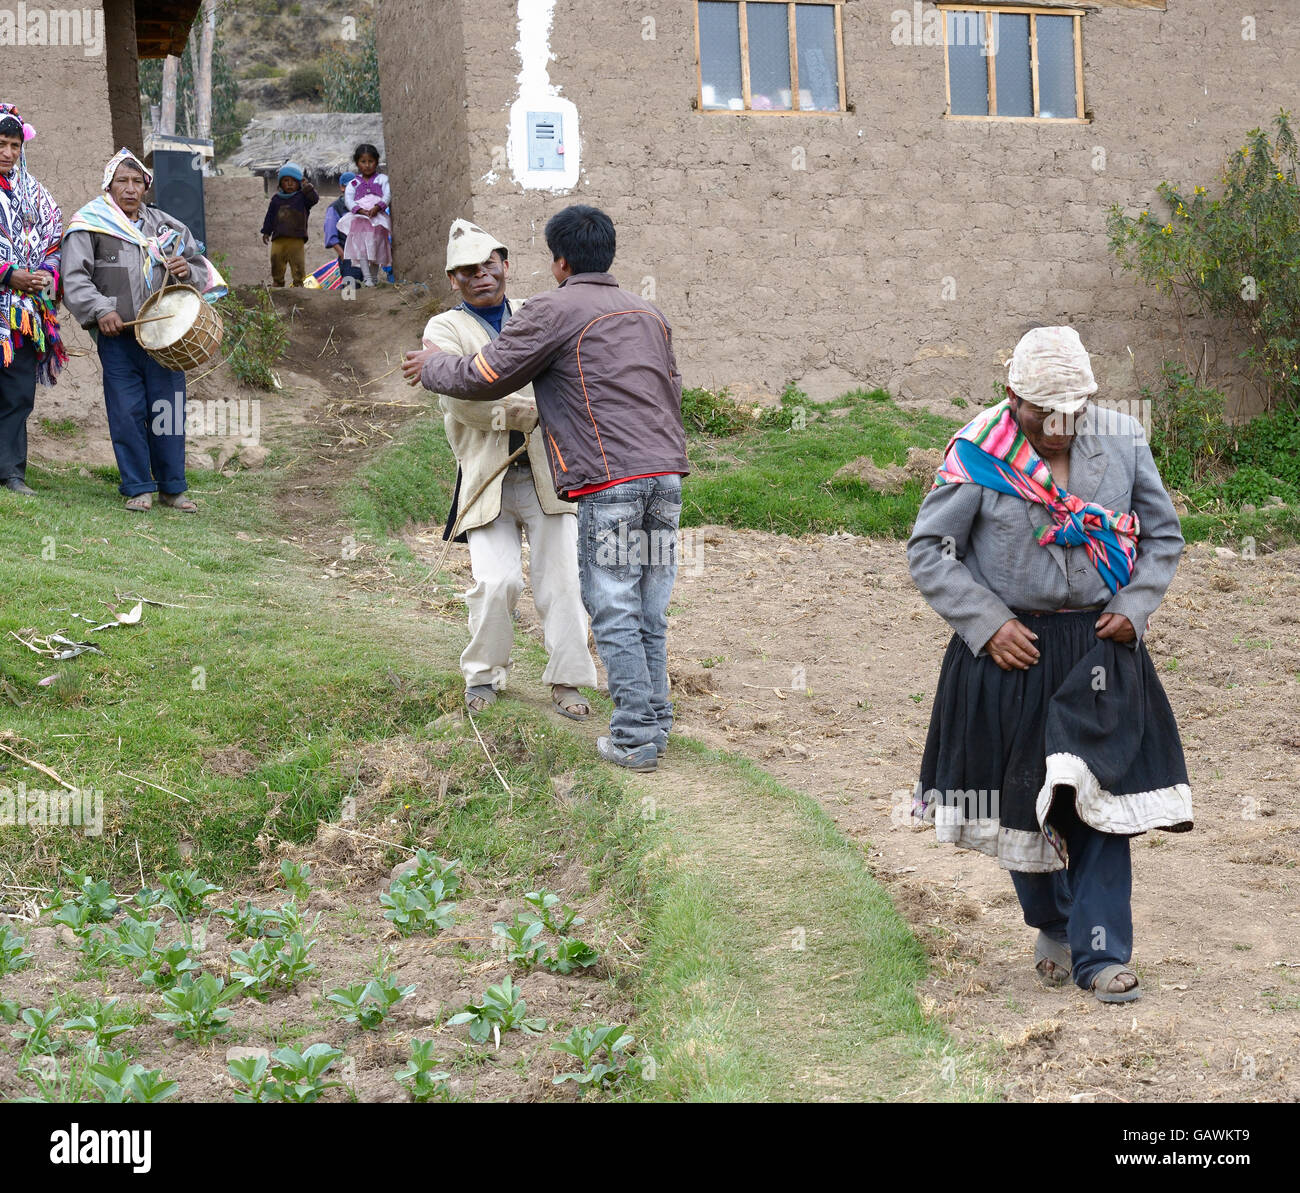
[507,0,580,191]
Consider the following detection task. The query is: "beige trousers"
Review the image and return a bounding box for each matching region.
[461,464,596,692]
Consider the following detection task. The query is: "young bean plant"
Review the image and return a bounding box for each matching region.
[158,870,221,920]
[542,937,600,975]
[492,915,546,969]
[279,860,311,902]
[0,926,33,976]
[62,997,136,1050]
[152,973,236,1043]
[395,1039,451,1103]
[88,1051,178,1103]
[229,1043,344,1104]
[552,1023,643,1094]
[523,889,584,934]
[447,976,546,1048]
[327,975,416,1030]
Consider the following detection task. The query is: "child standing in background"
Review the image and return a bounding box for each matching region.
[322,170,363,286]
[338,143,390,287]
[260,162,318,287]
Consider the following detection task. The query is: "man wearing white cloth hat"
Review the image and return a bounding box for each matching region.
[907,326,1191,1005]
[421,218,596,718]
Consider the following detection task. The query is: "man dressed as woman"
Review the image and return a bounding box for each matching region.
[62,148,224,513]
[0,102,68,496]
[337,143,390,288]
[908,327,1191,1004]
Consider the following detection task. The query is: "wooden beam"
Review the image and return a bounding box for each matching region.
[739,2,752,110]
[986,10,997,117]
[1073,13,1085,118]
[1030,12,1040,118]
[834,3,846,111]
[788,2,799,110]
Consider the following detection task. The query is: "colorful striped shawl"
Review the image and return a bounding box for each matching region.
[65,195,227,302]
[0,164,67,382]
[933,399,1140,594]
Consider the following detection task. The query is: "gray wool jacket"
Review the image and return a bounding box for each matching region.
[61,205,210,327]
[907,404,1184,657]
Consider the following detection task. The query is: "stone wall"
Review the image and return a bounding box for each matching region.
[376,0,472,299]
[382,0,1296,414]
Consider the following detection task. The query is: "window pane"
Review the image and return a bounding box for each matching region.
[747,2,792,110]
[700,1,743,109]
[796,4,840,111]
[990,12,1031,117]
[1037,15,1077,118]
[947,11,988,116]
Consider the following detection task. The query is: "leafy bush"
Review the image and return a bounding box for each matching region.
[680,386,751,436]
[395,1039,450,1102]
[153,974,236,1042]
[286,62,325,101]
[1143,363,1231,488]
[215,287,288,391]
[323,23,381,112]
[552,1023,643,1093]
[327,975,415,1030]
[1108,110,1300,411]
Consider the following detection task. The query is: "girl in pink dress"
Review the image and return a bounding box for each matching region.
[337,143,391,287]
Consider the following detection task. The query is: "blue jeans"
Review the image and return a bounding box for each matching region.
[1010,797,1133,991]
[97,331,187,497]
[577,474,682,751]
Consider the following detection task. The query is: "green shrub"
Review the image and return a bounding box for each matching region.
[1143,363,1231,488]
[323,23,381,112]
[286,63,325,101]
[680,386,750,436]
[215,288,288,391]
[1108,110,1300,411]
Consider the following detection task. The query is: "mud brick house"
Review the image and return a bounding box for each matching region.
[377,0,1298,412]
[3,1,198,218]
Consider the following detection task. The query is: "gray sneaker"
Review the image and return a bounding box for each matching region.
[597,736,659,773]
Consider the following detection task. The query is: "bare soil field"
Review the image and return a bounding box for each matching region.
[658,528,1300,1102]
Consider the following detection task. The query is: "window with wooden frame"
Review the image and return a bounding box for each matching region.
[941,5,1087,122]
[695,1,847,113]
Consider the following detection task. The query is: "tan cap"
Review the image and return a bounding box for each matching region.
[446,218,508,272]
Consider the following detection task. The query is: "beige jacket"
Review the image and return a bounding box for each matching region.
[421,301,573,534]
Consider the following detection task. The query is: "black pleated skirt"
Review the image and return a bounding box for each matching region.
[913,611,1193,872]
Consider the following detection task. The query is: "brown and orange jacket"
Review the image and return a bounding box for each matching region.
[419,273,688,496]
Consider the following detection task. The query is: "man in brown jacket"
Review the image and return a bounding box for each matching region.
[404,205,687,773]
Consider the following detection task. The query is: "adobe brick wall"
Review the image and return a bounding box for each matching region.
[383,0,1296,415]
[376,0,472,297]
[203,173,280,286]
[10,1,117,223]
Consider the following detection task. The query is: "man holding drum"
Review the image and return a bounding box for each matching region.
[63,148,214,513]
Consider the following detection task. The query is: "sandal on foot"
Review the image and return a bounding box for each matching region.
[551,684,590,721]
[1034,931,1072,987]
[159,492,198,513]
[465,685,498,713]
[1091,964,1142,1004]
[125,494,153,512]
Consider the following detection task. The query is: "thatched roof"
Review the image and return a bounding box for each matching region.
[227,114,386,180]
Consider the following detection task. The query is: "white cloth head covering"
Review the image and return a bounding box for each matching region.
[1006,326,1097,414]
[446,218,507,272]
[102,147,152,192]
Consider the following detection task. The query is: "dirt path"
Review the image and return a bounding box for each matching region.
[656,528,1300,1102]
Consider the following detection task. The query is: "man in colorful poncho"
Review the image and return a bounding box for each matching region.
[907,326,1191,1004]
[0,102,67,496]
[62,149,225,513]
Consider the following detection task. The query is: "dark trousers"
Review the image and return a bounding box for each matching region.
[96,331,188,497]
[0,339,38,482]
[1009,797,1133,991]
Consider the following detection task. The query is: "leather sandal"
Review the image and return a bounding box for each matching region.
[159,492,198,513]
[551,684,590,720]
[1034,931,1072,987]
[125,494,152,512]
[465,685,497,713]
[1091,964,1142,1003]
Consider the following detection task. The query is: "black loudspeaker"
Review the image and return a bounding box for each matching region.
[151,149,207,246]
